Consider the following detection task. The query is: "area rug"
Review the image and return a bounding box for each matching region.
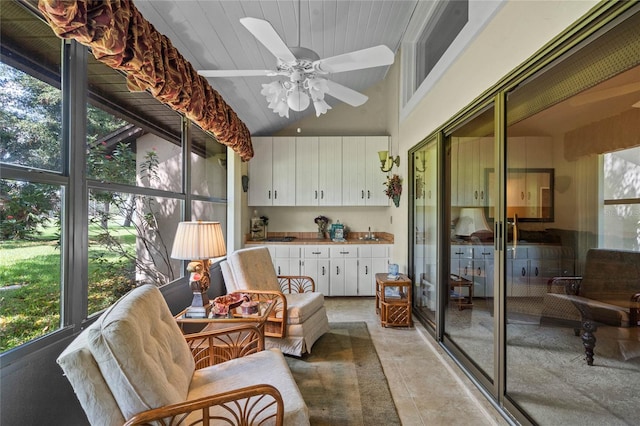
[285,322,401,426]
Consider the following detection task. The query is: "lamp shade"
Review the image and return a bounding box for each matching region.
[171,221,226,260]
[454,208,491,237]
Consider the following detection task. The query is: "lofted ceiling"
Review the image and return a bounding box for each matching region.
[134,0,418,136]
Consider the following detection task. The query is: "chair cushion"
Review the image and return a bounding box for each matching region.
[226,247,281,292]
[282,292,325,324]
[57,325,125,426]
[220,261,237,292]
[87,285,196,420]
[188,349,310,425]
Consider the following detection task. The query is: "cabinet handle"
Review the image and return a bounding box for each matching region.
[321,190,324,199]
[367,190,371,199]
[278,266,281,275]
[464,266,468,275]
[474,190,478,199]
[428,190,432,199]
[365,265,368,274]
[312,251,321,255]
[521,267,526,276]
[268,190,271,199]
[315,190,318,200]
[336,266,340,275]
[274,190,277,199]
[322,266,325,275]
[528,191,531,201]
[521,191,524,200]
[480,190,484,200]
[361,190,365,199]
[535,267,539,276]
[477,267,481,276]
[340,251,349,255]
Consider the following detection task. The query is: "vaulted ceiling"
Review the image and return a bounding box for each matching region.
[134,0,418,136]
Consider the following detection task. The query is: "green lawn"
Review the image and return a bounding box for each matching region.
[0,223,137,352]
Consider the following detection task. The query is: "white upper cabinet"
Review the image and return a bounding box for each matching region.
[294,136,342,206]
[342,136,390,206]
[250,136,388,206]
[295,137,320,206]
[317,136,343,205]
[248,137,274,206]
[248,137,296,206]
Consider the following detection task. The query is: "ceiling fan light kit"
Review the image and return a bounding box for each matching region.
[198,17,394,119]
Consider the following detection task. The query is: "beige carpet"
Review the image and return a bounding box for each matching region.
[285,322,401,426]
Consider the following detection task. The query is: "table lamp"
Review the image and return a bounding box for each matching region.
[171,221,226,314]
[454,207,491,238]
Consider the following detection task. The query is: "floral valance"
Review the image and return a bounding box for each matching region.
[38,0,253,160]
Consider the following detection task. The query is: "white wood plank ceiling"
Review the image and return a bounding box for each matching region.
[135,0,418,136]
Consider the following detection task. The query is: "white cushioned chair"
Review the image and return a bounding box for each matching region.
[56,284,309,426]
[221,246,330,356]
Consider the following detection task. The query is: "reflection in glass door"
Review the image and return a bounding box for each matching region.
[413,142,438,325]
[445,105,495,381]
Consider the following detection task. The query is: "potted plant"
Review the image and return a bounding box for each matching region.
[314,215,329,239]
[384,174,403,207]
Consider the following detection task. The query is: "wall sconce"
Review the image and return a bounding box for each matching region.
[378,150,400,172]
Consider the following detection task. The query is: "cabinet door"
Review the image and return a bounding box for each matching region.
[248,137,273,206]
[272,137,296,206]
[342,136,367,206]
[295,137,319,206]
[365,136,390,206]
[318,136,342,205]
[358,258,374,296]
[303,258,330,295]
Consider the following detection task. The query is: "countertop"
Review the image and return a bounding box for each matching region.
[245,232,394,245]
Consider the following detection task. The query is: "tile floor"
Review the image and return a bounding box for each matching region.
[323,297,510,426]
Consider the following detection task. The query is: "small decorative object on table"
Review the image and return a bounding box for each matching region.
[212,293,249,317]
[384,174,403,207]
[314,215,329,239]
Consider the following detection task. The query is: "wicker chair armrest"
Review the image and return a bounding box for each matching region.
[232,290,288,326]
[183,323,265,368]
[277,275,316,293]
[123,384,284,426]
[547,276,583,295]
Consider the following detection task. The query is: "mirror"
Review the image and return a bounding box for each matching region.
[485,168,554,222]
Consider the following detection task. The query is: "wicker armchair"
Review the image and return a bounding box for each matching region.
[221,247,330,356]
[56,284,309,426]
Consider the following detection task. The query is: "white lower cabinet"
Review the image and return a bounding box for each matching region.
[302,246,330,295]
[265,244,390,296]
[268,245,302,276]
[329,247,359,296]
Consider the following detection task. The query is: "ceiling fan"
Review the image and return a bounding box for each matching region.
[198,17,395,118]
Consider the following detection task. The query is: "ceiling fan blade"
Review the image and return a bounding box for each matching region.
[314,45,394,73]
[325,80,368,107]
[240,17,297,63]
[198,69,276,77]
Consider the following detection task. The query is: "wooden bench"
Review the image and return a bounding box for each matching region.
[542,248,640,365]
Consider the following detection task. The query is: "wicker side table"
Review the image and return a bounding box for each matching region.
[376,273,413,327]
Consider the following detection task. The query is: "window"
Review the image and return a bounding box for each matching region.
[602,146,640,250]
[0,1,227,352]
